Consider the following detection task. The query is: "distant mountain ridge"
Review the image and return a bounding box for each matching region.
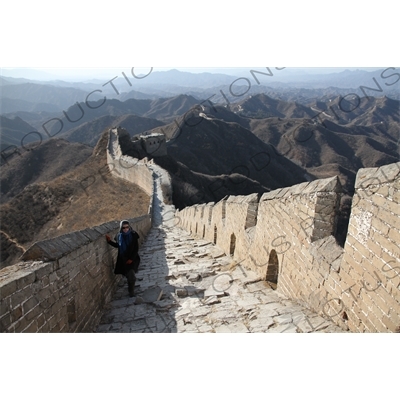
[230,93,316,119]
[0,82,100,111]
[2,69,399,127]
[0,138,93,203]
[0,116,37,150]
[44,95,198,137]
[59,114,164,146]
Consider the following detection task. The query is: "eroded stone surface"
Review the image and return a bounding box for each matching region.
[96,226,346,333]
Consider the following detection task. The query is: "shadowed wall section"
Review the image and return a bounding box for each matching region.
[0,216,151,332]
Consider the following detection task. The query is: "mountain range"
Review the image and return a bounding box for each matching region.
[0,68,399,268]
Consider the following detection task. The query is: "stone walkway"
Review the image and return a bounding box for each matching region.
[96,225,345,333]
[96,157,345,333]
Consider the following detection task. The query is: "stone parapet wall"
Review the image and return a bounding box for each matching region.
[107,128,154,199]
[337,162,400,332]
[1,127,160,333]
[107,127,173,212]
[176,162,400,332]
[248,177,343,316]
[0,216,151,333]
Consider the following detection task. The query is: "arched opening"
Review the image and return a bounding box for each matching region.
[229,233,236,256]
[266,249,279,289]
[214,225,217,244]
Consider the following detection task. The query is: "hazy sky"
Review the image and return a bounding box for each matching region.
[0,67,384,82]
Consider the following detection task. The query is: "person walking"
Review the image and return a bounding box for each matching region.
[106,220,140,297]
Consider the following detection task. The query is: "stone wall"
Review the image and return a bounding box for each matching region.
[107,128,154,199]
[337,163,400,332]
[107,127,174,213]
[0,128,161,333]
[0,216,151,332]
[176,162,400,332]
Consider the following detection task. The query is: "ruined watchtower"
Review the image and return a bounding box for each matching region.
[132,133,167,157]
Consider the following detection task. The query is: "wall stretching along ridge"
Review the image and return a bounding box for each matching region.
[1,125,398,333]
[176,162,400,333]
[107,127,154,199]
[0,128,160,333]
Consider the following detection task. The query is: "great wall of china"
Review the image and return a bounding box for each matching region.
[1,127,399,333]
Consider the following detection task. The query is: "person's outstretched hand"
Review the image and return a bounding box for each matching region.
[106,234,111,242]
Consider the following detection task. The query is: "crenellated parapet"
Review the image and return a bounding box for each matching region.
[176,162,400,332]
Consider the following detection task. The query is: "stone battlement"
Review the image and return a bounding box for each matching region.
[0,216,151,332]
[176,162,400,332]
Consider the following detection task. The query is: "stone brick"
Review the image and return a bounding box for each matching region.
[36,313,46,330]
[367,292,391,315]
[388,227,400,246]
[372,193,391,210]
[378,209,400,230]
[349,259,366,280]
[391,187,400,202]
[377,288,400,312]
[15,272,36,290]
[35,263,55,280]
[350,238,370,258]
[362,270,382,292]
[360,291,377,308]
[361,315,377,333]
[13,316,31,332]
[0,297,11,318]
[10,289,30,310]
[339,269,356,291]
[23,319,38,333]
[381,314,400,332]
[366,238,383,260]
[0,280,17,299]
[372,216,391,236]
[341,280,362,303]
[372,234,399,259]
[347,315,362,332]
[10,305,23,323]
[0,313,12,332]
[380,249,400,268]
[367,312,388,332]
[349,303,367,324]
[353,247,365,264]
[22,297,40,315]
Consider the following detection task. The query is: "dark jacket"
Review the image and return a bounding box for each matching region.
[107,225,140,276]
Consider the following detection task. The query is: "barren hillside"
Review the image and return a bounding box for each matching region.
[0,131,150,268]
